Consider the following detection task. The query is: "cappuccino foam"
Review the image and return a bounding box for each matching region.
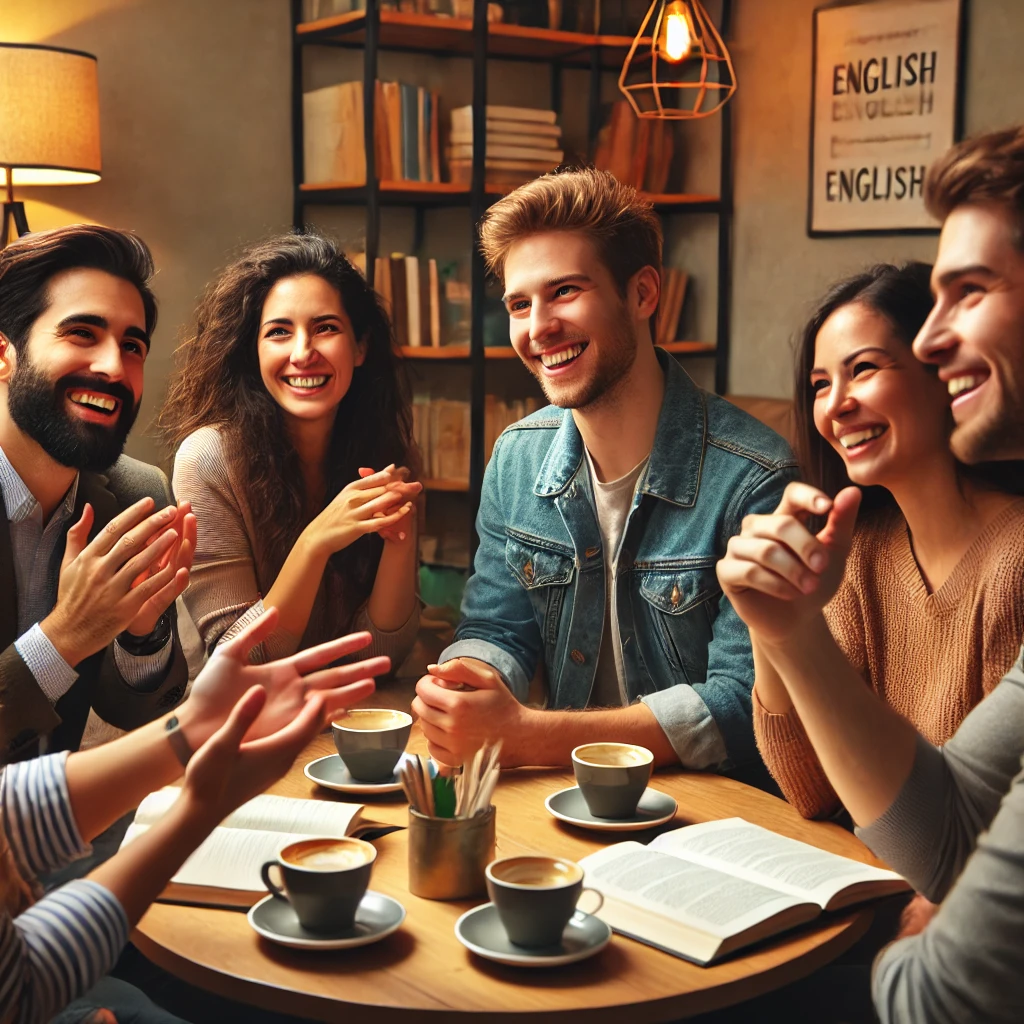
[490,856,582,888]
[335,709,408,732]
[575,743,652,767]
[282,839,373,871]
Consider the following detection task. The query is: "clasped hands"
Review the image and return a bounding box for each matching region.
[303,464,421,556]
[42,496,197,667]
[413,657,529,767]
[715,481,862,647]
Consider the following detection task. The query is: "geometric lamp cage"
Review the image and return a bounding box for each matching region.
[619,0,737,120]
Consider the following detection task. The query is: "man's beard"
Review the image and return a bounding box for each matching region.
[950,366,1024,465]
[528,304,639,412]
[7,356,139,472]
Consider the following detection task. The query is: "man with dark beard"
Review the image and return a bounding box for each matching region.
[412,169,797,772]
[0,225,192,763]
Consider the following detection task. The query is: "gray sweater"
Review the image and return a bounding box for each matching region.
[858,648,1024,1022]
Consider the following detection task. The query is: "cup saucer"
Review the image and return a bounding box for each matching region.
[247,890,405,950]
[304,753,409,795]
[545,786,677,831]
[454,902,611,967]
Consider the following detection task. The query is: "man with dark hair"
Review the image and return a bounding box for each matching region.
[0,224,192,763]
[716,125,1024,1022]
[413,169,797,773]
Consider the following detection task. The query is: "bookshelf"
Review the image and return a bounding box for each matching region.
[290,0,735,566]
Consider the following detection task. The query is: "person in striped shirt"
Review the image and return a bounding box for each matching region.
[1,607,387,1024]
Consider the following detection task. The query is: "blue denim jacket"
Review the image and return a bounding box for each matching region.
[441,352,798,767]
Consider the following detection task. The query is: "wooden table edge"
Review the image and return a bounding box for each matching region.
[132,907,872,1023]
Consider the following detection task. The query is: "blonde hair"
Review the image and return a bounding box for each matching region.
[926,125,1024,245]
[479,168,662,291]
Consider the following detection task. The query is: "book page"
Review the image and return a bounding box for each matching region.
[650,818,905,908]
[579,842,810,940]
[122,823,326,892]
[132,787,363,838]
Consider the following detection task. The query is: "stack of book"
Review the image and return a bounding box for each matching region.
[593,100,675,194]
[656,268,689,346]
[373,254,443,348]
[412,393,542,484]
[413,397,471,483]
[303,79,441,184]
[447,104,563,186]
[485,394,541,460]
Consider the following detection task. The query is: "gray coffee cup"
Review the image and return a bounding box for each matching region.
[485,855,604,948]
[572,742,653,818]
[332,709,412,782]
[260,837,376,933]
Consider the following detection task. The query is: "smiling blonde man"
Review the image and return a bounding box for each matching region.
[413,169,797,773]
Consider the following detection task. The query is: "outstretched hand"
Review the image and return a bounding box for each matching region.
[179,606,387,751]
[181,684,326,827]
[716,482,861,645]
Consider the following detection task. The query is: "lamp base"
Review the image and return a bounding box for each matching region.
[1,201,29,248]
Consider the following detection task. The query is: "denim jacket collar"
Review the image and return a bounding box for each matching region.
[533,349,706,508]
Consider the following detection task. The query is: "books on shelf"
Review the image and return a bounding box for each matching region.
[448,104,563,186]
[303,79,441,185]
[412,394,541,485]
[374,254,442,347]
[656,268,689,346]
[578,818,909,966]
[593,100,675,194]
[121,787,366,909]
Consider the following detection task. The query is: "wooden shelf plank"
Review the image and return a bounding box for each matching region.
[422,478,469,492]
[658,342,716,356]
[296,12,645,68]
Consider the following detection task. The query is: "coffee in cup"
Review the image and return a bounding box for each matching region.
[260,837,376,932]
[332,708,412,782]
[572,742,653,819]
[485,855,603,948]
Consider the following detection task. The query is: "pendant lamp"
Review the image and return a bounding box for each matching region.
[619,1,737,120]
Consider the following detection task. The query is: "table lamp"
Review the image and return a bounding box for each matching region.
[619,0,737,120]
[0,42,102,246]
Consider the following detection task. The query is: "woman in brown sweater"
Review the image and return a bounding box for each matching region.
[752,262,1024,819]
[162,234,422,669]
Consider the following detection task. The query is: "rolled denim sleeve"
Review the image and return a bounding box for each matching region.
[442,433,542,701]
[641,685,728,768]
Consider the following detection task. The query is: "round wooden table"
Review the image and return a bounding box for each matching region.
[135,687,882,1022]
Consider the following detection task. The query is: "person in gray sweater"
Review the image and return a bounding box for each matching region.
[717,126,1024,1022]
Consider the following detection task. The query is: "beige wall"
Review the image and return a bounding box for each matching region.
[5,0,293,467]
[6,0,1024,457]
[727,0,1024,397]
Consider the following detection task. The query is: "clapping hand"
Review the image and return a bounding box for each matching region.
[716,482,861,645]
[358,465,421,544]
[127,500,198,636]
[178,606,389,751]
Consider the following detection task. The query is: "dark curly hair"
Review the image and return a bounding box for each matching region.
[794,261,1024,511]
[160,231,414,611]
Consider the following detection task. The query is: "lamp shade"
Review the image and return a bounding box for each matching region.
[0,43,101,186]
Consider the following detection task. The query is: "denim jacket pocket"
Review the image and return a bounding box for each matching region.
[505,535,575,649]
[636,564,718,681]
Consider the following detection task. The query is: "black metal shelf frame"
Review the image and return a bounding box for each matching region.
[289,0,734,561]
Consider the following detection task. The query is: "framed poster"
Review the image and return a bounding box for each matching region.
[808,0,965,236]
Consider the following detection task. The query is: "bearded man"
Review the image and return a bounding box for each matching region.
[413,169,797,773]
[0,225,192,763]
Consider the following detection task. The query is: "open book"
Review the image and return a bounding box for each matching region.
[121,787,365,909]
[578,818,909,966]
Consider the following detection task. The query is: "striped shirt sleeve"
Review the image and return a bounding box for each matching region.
[1,880,129,1024]
[1,754,90,878]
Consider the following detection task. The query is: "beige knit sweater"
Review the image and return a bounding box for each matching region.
[172,426,419,670]
[753,499,1024,820]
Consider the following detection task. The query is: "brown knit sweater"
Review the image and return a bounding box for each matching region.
[753,499,1024,820]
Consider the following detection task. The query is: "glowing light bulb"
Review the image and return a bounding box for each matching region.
[660,1,693,63]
